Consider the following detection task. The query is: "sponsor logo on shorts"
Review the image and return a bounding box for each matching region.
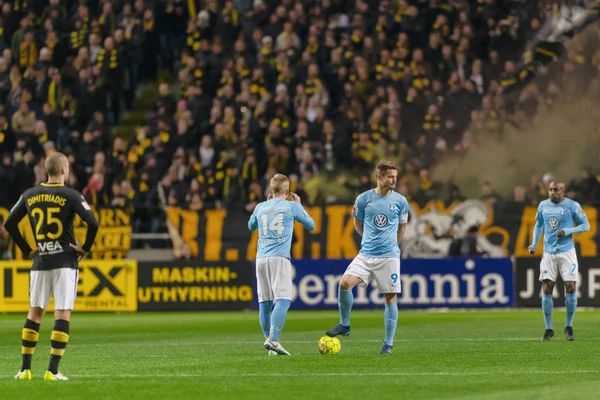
[374,214,388,228]
[548,218,560,231]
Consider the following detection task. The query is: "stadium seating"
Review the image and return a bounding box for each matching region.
[0,0,599,241]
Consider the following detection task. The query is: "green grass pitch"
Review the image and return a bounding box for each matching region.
[1,310,599,399]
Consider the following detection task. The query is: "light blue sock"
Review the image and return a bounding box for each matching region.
[269,299,291,342]
[384,303,398,346]
[259,301,273,338]
[338,289,353,326]
[565,293,577,327]
[542,294,553,330]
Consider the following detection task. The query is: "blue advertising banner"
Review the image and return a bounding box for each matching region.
[280,258,515,309]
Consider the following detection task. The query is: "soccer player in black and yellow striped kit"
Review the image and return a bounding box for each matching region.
[5,152,99,381]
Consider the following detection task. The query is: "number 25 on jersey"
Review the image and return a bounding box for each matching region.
[31,207,63,240]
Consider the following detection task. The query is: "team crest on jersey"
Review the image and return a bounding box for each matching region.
[548,217,560,231]
[374,214,388,228]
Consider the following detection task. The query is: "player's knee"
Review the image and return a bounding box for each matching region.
[542,287,553,295]
[384,293,397,304]
[565,283,576,294]
[542,281,554,295]
[54,310,72,322]
[339,278,352,291]
[339,275,359,291]
[27,307,44,322]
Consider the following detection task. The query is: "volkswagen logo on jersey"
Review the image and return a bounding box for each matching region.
[374,214,388,228]
[548,217,560,231]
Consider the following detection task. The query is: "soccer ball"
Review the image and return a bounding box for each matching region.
[318,335,341,355]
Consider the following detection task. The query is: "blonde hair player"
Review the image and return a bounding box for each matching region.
[5,152,99,381]
[248,173,315,356]
[325,161,409,354]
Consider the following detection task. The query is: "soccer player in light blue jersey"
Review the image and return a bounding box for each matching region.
[528,181,590,342]
[326,161,409,354]
[248,173,315,356]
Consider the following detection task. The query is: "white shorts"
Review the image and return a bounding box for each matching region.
[539,249,579,283]
[345,254,401,294]
[255,257,293,302]
[30,268,79,310]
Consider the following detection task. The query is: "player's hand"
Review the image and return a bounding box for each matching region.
[528,247,535,255]
[70,243,89,261]
[28,249,38,259]
[290,192,301,203]
[556,230,565,238]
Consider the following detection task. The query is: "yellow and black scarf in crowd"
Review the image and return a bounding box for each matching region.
[35,128,48,143]
[222,170,241,199]
[90,22,101,35]
[89,187,109,206]
[214,161,227,181]
[222,8,238,26]
[81,16,89,34]
[19,42,37,68]
[242,160,257,184]
[136,179,149,193]
[14,0,30,12]
[307,42,319,55]
[250,76,266,95]
[216,74,234,97]
[352,140,374,164]
[261,46,275,66]
[0,121,8,144]
[158,129,171,144]
[420,177,433,191]
[99,12,116,35]
[432,21,450,37]
[48,80,61,112]
[272,117,289,130]
[180,80,189,97]
[70,30,85,51]
[369,123,387,142]
[350,33,363,50]
[97,49,118,69]
[143,17,155,32]
[46,38,57,56]
[200,174,217,198]
[192,68,203,86]
[136,131,152,152]
[186,162,202,180]
[60,97,77,120]
[304,77,320,96]
[236,66,250,80]
[423,113,441,131]
[187,0,199,21]
[187,29,201,52]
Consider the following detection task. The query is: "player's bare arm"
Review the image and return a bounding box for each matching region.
[397,223,407,243]
[354,218,364,236]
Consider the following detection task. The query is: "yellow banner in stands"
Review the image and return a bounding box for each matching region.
[0,260,138,312]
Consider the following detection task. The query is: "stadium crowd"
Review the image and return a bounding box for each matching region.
[0,0,599,245]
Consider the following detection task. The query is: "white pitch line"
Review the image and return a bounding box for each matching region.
[63,371,599,378]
